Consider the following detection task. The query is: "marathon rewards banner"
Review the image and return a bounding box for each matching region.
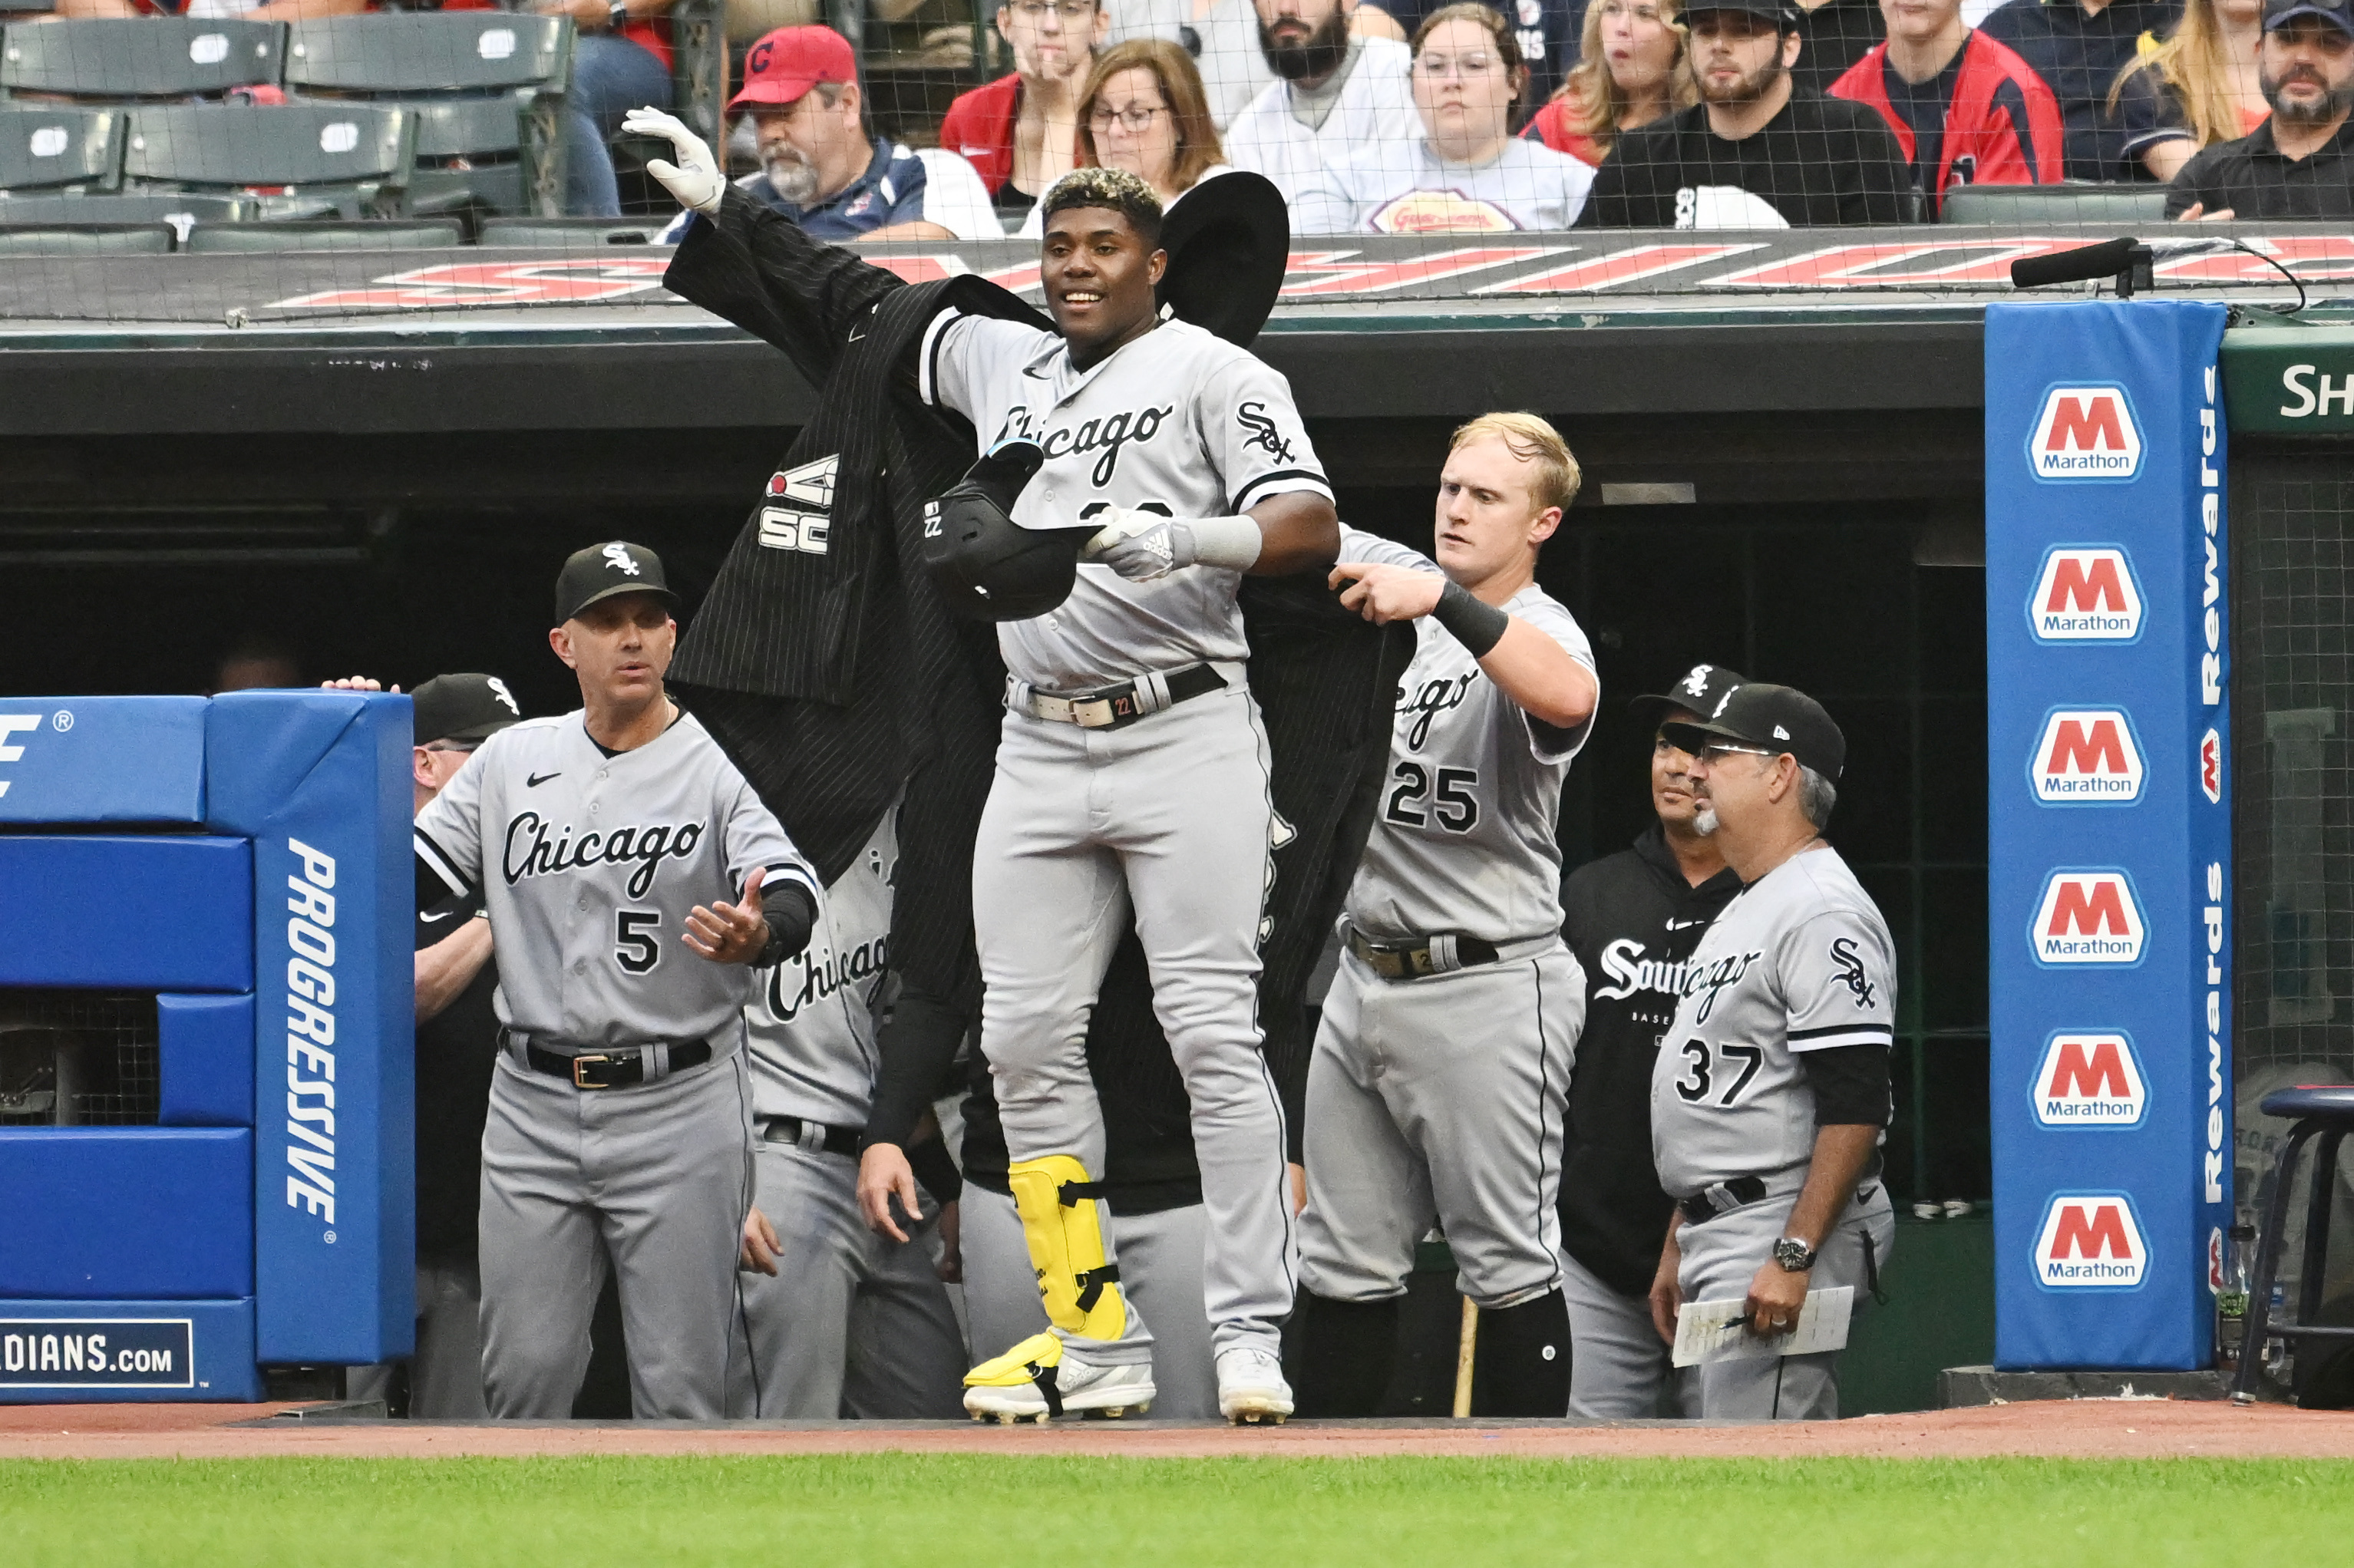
[1986,301,2231,1370]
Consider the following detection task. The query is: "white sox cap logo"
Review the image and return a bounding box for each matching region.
[603,543,641,576]
[487,677,520,717]
[1680,665,1713,698]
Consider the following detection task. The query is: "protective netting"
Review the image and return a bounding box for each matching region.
[0,2,2339,327]
[0,989,163,1127]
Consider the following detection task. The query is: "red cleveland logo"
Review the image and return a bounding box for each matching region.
[2030,387,2143,480]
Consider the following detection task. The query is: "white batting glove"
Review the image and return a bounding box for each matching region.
[621,105,725,216]
[1083,511,1262,582]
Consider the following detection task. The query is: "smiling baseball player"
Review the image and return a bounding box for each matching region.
[1286,413,1599,1418]
[1647,682,1896,1421]
[411,540,820,1420]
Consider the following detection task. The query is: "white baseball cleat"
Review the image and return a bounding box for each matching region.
[1216,1345,1294,1425]
[963,1331,1156,1423]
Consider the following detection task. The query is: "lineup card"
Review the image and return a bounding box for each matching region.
[1672,1287,1856,1368]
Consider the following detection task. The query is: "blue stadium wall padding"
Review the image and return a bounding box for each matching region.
[0,697,207,825]
[158,993,256,1127]
[0,1129,253,1299]
[1985,300,2231,1370]
[0,1298,259,1403]
[207,690,415,1364]
[0,835,253,991]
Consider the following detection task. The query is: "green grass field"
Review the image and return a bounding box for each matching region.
[5,1454,2349,1566]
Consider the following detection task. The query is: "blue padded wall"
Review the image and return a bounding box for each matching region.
[0,835,253,991]
[0,697,206,824]
[208,690,415,1364]
[0,1129,253,1299]
[0,1299,260,1403]
[158,993,256,1127]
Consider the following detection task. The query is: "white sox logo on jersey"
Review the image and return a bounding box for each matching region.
[1828,937,1878,1008]
[1238,402,1296,464]
[989,403,1175,487]
[503,813,705,899]
[1682,949,1763,1023]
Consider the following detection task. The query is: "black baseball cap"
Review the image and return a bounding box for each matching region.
[2265,0,2354,34]
[1633,662,1751,728]
[554,540,679,626]
[1661,682,1846,781]
[411,673,523,745]
[1683,0,1801,28]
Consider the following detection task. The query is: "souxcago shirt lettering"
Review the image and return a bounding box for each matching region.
[414,710,818,1051]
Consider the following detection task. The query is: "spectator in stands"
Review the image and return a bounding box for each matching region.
[530,0,682,217]
[1295,3,1595,224]
[1577,0,1914,223]
[2169,0,2354,216]
[660,26,999,240]
[1110,0,1408,129]
[1019,38,1230,229]
[2110,0,2271,179]
[940,0,1108,225]
[1789,0,1887,96]
[1830,0,2062,213]
[59,0,359,18]
[1224,0,1424,198]
[1979,0,2182,177]
[1526,0,1695,165]
[1381,0,1583,102]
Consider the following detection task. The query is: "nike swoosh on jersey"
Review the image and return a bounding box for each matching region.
[527,771,561,787]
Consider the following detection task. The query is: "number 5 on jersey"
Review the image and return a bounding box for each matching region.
[1385,763,1481,832]
[616,909,662,973]
[1676,1038,1763,1105]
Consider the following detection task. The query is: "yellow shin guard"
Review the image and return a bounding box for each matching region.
[1008,1154,1130,1342]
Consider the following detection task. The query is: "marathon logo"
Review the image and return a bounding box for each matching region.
[2035,1194,2148,1288]
[2200,728,2224,804]
[284,838,340,1233]
[2029,386,2142,480]
[0,1320,192,1388]
[2030,549,2142,642]
[2032,1032,2146,1127]
[2031,870,2146,966]
[2031,710,2144,804]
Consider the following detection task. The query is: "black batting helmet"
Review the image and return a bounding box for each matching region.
[921,442,1096,622]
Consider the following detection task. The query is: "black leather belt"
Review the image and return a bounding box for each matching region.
[761,1114,863,1159]
[1345,926,1502,981]
[1015,662,1226,730]
[521,1038,711,1090]
[1677,1175,1768,1226]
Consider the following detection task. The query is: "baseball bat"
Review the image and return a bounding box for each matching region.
[1452,1296,1479,1418]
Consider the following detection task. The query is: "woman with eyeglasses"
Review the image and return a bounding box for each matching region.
[940,0,1111,224]
[1292,2,1595,230]
[1526,0,1698,166]
[1019,40,1233,232]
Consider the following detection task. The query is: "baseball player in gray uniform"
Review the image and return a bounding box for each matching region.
[1648,682,1897,1421]
[913,166,1339,1424]
[411,541,820,1421]
[731,807,968,1419]
[1286,412,1599,1418]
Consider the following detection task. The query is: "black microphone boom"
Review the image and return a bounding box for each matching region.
[2010,237,2151,292]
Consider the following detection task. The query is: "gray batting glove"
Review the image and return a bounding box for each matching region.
[1083,510,1194,582]
[620,105,725,216]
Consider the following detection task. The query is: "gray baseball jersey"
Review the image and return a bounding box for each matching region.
[919,312,1332,691]
[1336,527,1598,944]
[1291,137,1597,235]
[745,809,896,1128]
[414,710,816,1050]
[1649,845,1897,1197]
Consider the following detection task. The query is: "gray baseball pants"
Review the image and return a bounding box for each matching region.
[1561,1249,1685,1420]
[476,1041,754,1420]
[1299,944,1582,1309]
[727,1139,966,1419]
[345,1257,488,1418]
[972,678,1291,1363]
[1672,1177,1895,1420]
[960,1186,1220,1419]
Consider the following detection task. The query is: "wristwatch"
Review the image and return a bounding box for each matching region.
[1771,1236,1816,1273]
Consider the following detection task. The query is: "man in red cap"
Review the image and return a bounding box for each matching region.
[659,25,997,243]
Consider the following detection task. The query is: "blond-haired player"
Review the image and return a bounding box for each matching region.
[1286,413,1600,1416]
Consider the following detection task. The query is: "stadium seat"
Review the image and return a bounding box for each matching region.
[0,104,124,194]
[1940,183,2171,225]
[2233,1084,2354,1407]
[0,222,172,254]
[283,13,573,216]
[0,18,286,100]
[183,217,464,252]
[0,191,259,240]
[123,104,414,220]
[477,215,669,246]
